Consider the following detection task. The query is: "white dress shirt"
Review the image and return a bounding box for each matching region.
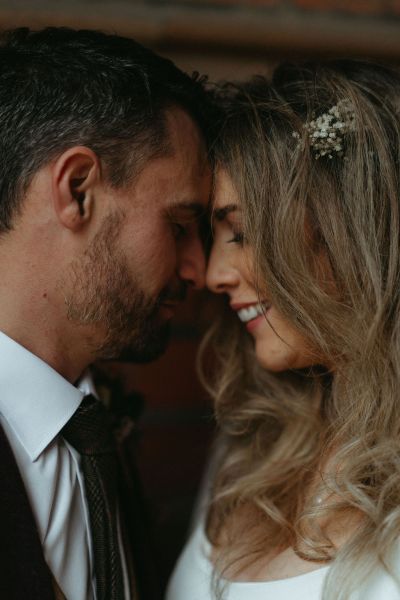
[0,330,129,600]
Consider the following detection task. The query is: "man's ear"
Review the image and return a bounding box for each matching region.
[52,146,100,231]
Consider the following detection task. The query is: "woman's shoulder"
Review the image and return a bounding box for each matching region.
[166,524,212,600]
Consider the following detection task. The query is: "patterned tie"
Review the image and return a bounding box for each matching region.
[62,394,125,600]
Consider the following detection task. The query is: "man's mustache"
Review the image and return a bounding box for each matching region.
[158,281,187,305]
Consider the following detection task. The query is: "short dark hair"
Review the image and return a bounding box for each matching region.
[0,27,209,231]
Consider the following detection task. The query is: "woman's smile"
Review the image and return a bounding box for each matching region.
[231,301,272,330]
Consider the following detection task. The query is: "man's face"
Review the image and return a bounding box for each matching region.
[64,108,211,361]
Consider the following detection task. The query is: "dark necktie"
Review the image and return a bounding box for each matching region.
[62,394,125,600]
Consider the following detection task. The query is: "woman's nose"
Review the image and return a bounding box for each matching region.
[206,246,239,294]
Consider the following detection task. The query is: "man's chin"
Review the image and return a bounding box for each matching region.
[114,321,171,363]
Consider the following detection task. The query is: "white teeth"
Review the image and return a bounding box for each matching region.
[237,303,268,323]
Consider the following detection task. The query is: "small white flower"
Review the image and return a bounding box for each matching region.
[298,99,356,160]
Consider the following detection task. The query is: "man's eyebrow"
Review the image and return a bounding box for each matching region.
[168,201,206,217]
[213,204,238,221]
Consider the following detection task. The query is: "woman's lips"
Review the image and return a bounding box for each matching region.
[231,301,271,331]
[245,313,268,332]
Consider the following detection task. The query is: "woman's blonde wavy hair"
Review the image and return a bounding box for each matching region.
[203,60,400,599]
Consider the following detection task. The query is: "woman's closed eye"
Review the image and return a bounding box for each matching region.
[227,230,245,245]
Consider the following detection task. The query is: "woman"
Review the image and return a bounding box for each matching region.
[167,60,400,599]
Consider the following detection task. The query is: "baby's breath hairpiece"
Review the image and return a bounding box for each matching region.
[292,99,356,159]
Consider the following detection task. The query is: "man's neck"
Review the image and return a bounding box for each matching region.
[0,267,93,382]
[0,316,91,383]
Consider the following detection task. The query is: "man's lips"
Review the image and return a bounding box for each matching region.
[157,282,187,318]
[158,303,177,319]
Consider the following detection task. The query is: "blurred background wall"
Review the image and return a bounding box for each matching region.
[2,0,399,591]
[1,0,400,79]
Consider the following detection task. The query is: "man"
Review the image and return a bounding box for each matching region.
[0,27,211,600]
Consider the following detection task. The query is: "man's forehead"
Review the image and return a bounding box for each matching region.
[165,107,208,162]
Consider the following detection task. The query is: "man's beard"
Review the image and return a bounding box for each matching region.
[62,212,184,362]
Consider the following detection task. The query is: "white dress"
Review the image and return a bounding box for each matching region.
[166,522,400,600]
[167,440,400,600]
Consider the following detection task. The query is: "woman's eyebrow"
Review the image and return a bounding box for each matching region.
[213,204,238,221]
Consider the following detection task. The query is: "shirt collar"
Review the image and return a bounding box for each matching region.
[0,331,91,461]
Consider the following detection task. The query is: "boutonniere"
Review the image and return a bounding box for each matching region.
[92,364,144,445]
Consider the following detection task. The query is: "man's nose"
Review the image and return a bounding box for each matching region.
[177,235,206,290]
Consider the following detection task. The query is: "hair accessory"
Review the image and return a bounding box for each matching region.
[292,100,356,159]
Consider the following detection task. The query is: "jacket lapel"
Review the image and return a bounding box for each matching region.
[0,423,55,600]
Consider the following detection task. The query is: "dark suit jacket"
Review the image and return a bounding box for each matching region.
[0,423,56,599]
[0,379,162,600]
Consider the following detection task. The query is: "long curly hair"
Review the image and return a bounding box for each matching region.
[202,60,400,599]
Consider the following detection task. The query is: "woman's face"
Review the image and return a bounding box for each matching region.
[206,169,318,372]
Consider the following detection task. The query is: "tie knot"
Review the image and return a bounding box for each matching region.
[62,394,115,456]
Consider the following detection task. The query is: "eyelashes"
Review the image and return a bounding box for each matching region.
[227,231,245,244]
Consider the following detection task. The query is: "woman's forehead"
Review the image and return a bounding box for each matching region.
[213,168,240,211]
